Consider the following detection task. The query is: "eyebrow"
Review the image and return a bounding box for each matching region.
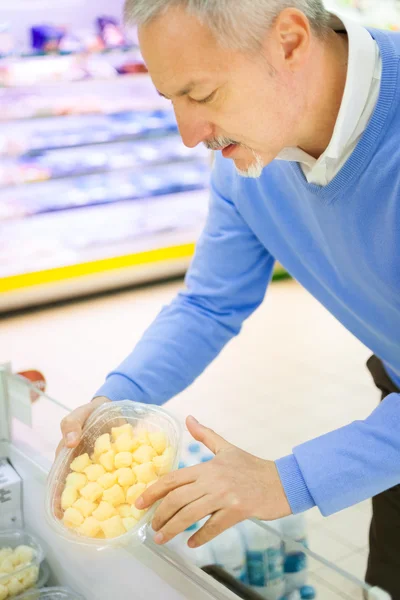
[157,80,209,100]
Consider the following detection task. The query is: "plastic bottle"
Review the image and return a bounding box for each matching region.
[239,521,285,600]
[211,526,248,584]
[280,515,308,595]
[280,590,302,600]
[167,524,216,568]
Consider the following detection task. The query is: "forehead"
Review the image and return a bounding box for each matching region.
[138,6,236,90]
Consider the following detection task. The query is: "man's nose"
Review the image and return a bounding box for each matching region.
[174,106,214,148]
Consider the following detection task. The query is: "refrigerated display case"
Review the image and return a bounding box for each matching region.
[0,365,391,600]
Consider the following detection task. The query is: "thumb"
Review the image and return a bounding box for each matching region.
[186,416,232,455]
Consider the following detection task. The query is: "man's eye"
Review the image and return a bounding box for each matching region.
[194,91,217,105]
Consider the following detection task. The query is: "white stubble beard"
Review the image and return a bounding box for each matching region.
[234,149,264,179]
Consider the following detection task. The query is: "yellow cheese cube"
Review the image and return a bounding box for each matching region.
[0,584,7,600]
[73,498,97,518]
[0,548,12,562]
[0,557,14,573]
[111,424,134,441]
[149,432,168,455]
[133,445,156,464]
[100,515,126,539]
[135,430,150,445]
[94,433,112,455]
[114,433,135,453]
[63,507,84,529]
[66,472,87,490]
[70,453,92,473]
[78,516,101,538]
[84,464,106,482]
[61,486,78,510]
[96,531,106,539]
[153,446,174,475]
[98,472,118,490]
[92,501,118,521]
[131,506,146,521]
[122,517,138,532]
[134,462,158,484]
[102,484,125,507]
[99,450,116,472]
[126,482,146,505]
[118,504,132,518]
[13,545,34,566]
[21,565,39,587]
[114,452,133,469]
[8,577,23,596]
[115,468,135,487]
[80,482,103,503]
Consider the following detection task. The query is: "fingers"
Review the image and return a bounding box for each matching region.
[60,397,110,448]
[152,483,207,531]
[136,465,200,509]
[153,495,219,545]
[188,510,240,548]
[186,416,231,455]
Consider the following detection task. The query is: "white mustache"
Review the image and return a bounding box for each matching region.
[203,136,238,151]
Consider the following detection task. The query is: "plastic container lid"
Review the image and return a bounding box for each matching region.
[45,400,182,550]
[15,587,85,599]
[300,585,316,600]
[0,529,44,596]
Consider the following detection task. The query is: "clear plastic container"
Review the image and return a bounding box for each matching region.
[0,529,44,597]
[46,400,182,550]
[15,587,85,600]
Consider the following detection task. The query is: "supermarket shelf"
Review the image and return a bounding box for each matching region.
[0,45,139,62]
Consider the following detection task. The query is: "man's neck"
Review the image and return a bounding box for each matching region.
[297,30,349,159]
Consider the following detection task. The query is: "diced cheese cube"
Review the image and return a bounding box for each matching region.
[100,515,126,539]
[0,548,12,562]
[63,507,84,529]
[153,446,174,475]
[99,450,116,472]
[111,424,134,441]
[149,431,168,455]
[98,472,118,490]
[134,462,158,484]
[78,516,101,538]
[70,453,92,473]
[92,501,118,522]
[21,565,39,587]
[131,506,146,521]
[66,472,87,490]
[122,517,138,532]
[94,433,112,455]
[80,482,103,503]
[0,584,7,600]
[73,498,97,518]
[114,433,135,453]
[61,486,78,510]
[102,484,125,507]
[115,468,135,487]
[0,557,14,573]
[126,483,146,505]
[84,464,106,482]
[114,452,133,469]
[135,430,150,445]
[13,545,34,566]
[118,504,132,518]
[133,445,156,464]
[7,577,23,596]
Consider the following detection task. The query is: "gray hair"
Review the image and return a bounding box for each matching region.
[124,0,331,51]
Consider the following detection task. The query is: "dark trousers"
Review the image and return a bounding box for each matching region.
[365,355,400,599]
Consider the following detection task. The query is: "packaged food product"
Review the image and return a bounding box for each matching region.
[0,530,44,598]
[46,400,181,549]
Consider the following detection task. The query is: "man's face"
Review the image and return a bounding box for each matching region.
[139,6,307,178]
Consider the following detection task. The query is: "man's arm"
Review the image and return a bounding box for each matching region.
[95,155,275,405]
[277,393,400,515]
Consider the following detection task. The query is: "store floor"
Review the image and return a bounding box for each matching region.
[1,278,380,598]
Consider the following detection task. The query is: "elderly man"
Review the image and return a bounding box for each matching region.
[59,1,400,597]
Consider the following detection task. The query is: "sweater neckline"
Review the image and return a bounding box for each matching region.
[288,28,399,203]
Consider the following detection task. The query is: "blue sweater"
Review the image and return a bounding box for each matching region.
[97,28,400,516]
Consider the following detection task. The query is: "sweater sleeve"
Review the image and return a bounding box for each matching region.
[276,393,400,515]
[95,154,275,405]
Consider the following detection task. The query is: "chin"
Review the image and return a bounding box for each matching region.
[234,154,265,179]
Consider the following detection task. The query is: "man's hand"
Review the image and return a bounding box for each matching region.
[56,396,111,457]
[136,416,292,547]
